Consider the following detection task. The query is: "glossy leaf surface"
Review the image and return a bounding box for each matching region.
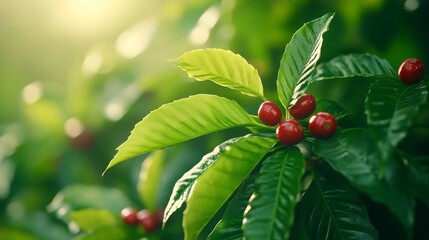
[183,134,277,240]
[277,12,334,109]
[173,48,265,99]
[243,147,305,240]
[313,128,415,229]
[296,176,378,240]
[207,173,258,240]
[163,136,243,225]
[312,53,396,81]
[365,79,428,167]
[105,94,262,172]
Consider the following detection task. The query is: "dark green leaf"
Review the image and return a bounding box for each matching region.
[182,134,277,240]
[365,79,428,168]
[313,128,415,229]
[312,53,396,81]
[296,175,378,240]
[208,172,258,240]
[173,48,265,99]
[105,94,263,172]
[405,155,429,208]
[277,12,334,109]
[243,147,305,240]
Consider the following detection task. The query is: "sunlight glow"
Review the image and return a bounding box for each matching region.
[103,84,139,121]
[404,0,419,11]
[82,50,103,75]
[0,160,14,198]
[104,102,125,121]
[64,118,84,138]
[0,134,19,157]
[116,18,158,59]
[189,6,221,45]
[52,0,120,37]
[22,82,43,104]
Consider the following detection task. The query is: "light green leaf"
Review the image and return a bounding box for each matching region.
[183,134,277,240]
[163,136,244,226]
[243,147,305,240]
[208,172,258,240]
[105,94,263,173]
[137,150,164,211]
[47,185,133,222]
[277,12,334,109]
[313,128,415,229]
[296,175,378,240]
[312,53,396,81]
[173,48,265,99]
[365,79,428,168]
[69,209,117,232]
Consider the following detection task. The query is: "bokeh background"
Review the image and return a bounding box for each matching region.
[0,0,428,239]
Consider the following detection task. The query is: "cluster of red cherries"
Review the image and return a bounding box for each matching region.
[258,93,335,145]
[120,207,163,233]
[258,57,425,145]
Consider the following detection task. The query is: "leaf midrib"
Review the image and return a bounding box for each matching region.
[387,83,426,145]
[315,178,346,240]
[267,151,290,239]
[179,61,265,99]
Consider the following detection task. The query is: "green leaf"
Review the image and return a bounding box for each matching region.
[296,175,378,240]
[163,136,243,225]
[105,94,262,172]
[365,79,428,168]
[47,185,133,222]
[208,172,258,240]
[69,209,117,232]
[243,147,305,240]
[313,128,415,229]
[276,12,334,109]
[312,53,396,81]
[173,48,265,99]
[182,134,277,240]
[406,155,429,208]
[137,150,164,211]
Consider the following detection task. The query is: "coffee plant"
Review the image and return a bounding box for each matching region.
[97,12,428,239]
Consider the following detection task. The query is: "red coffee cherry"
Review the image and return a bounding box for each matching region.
[276,119,304,145]
[308,112,337,139]
[121,207,139,225]
[288,93,316,120]
[137,210,160,233]
[258,101,282,126]
[398,58,425,85]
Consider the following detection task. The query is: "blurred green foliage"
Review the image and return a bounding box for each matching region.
[0,0,428,239]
